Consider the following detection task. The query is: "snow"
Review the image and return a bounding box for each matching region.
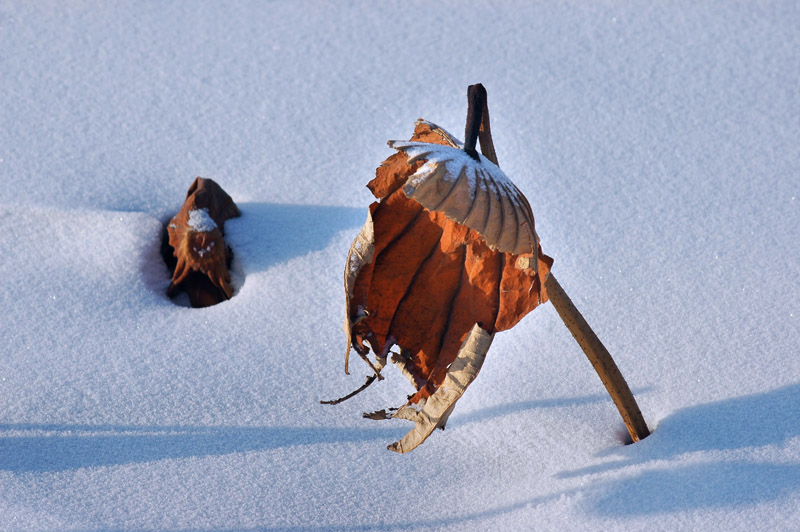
[391,138,537,255]
[1,1,799,531]
[392,140,495,195]
[187,208,218,233]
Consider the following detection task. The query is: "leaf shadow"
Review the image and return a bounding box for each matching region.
[64,494,562,532]
[560,382,800,515]
[0,424,397,473]
[224,202,365,273]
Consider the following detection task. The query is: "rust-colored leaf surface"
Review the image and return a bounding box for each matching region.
[347,121,552,406]
[164,177,240,308]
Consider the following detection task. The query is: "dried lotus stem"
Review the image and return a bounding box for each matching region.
[470,84,649,443]
[545,274,650,442]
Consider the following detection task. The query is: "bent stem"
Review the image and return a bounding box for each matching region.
[320,374,377,405]
[468,83,649,442]
[545,273,650,442]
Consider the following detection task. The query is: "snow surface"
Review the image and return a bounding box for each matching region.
[1,1,799,531]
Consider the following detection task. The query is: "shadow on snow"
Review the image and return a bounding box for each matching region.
[143,202,365,300]
[562,382,800,516]
[224,202,365,273]
[8,387,797,528]
[0,392,606,474]
[0,424,397,473]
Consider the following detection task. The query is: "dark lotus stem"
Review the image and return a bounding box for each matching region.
[464,84,487,161]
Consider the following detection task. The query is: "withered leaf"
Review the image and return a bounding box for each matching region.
[342,120,553,452]
[165,177,240,308]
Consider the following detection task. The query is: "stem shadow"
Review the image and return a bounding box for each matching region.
[560,382,800,515]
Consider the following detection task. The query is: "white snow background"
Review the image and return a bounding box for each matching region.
[1,2,799,531]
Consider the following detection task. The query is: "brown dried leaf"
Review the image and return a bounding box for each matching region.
[341,121,552,450]
[165,177,240,308]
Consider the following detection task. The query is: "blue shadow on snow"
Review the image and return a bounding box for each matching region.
[224,202,365,272]
[144,202,364,301]
[0,424,397,473]
[0,392,609,474]
[561,382,800,515]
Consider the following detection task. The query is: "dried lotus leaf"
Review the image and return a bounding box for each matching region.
[387,323,494,453]
[165,177,240,308]
[389,140,538,258]
[337,119,552,451]
[334,83,650,451]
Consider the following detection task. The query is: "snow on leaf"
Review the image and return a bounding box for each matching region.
[187,208,218,233]
[388,140,538,257]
